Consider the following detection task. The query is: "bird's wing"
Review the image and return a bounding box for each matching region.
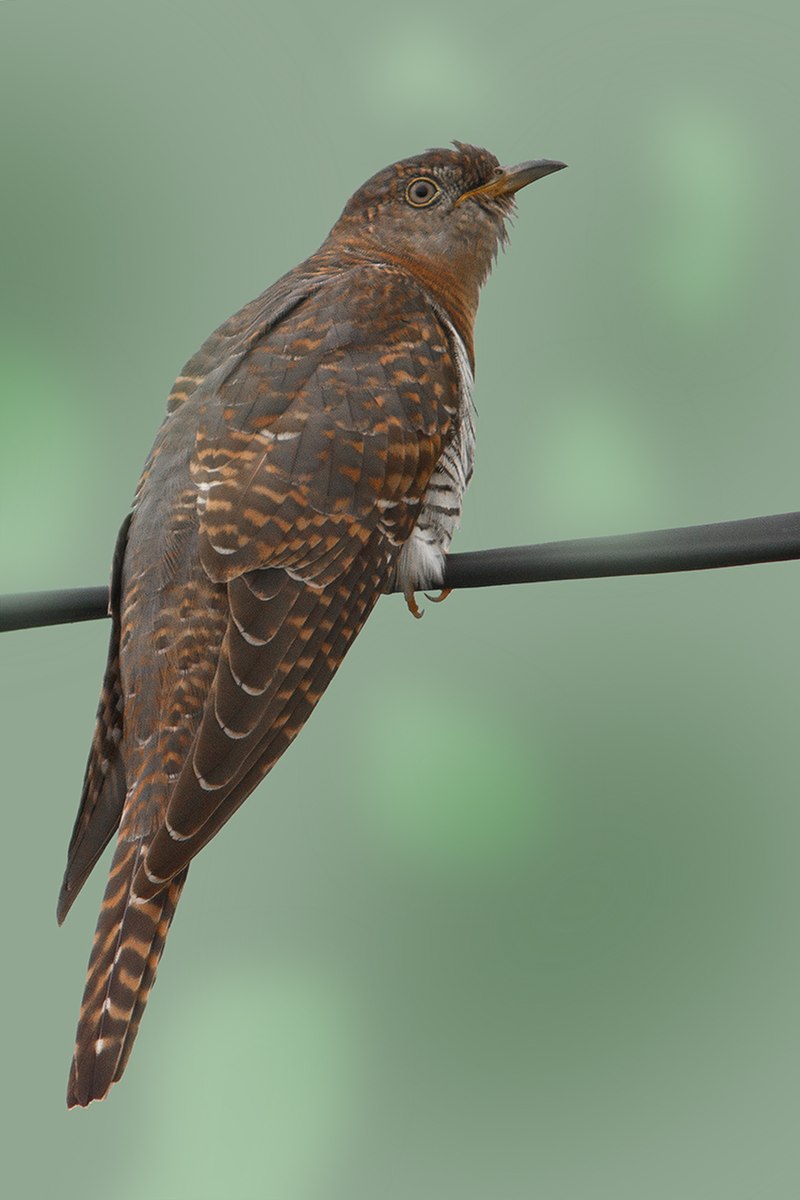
[57,516,131,923]
[58,267,329,921]
[130,265,461,897]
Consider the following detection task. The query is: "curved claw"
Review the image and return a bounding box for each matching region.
[423,587,453,605]
[404,589,424,620]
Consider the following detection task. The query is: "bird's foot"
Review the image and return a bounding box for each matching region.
[404,586,452,617]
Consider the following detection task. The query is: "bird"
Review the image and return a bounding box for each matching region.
[57,142,566,1107]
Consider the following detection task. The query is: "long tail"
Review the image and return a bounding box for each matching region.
[67,837,187,1108]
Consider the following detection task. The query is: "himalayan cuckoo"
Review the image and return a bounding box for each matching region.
[57,142,566,1106]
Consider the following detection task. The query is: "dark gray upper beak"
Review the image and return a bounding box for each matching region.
[457,158,567,204]
[497,159,568,194]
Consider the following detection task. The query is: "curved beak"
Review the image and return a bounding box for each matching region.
[457,158,567,205]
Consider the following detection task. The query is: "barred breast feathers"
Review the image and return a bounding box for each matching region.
[395,311,476,594]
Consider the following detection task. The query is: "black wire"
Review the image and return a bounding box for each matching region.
[442,510,800,588]
[2,510,798,634]
[0,587,110,633]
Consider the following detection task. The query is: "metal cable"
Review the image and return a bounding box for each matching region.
[2,510,798,634]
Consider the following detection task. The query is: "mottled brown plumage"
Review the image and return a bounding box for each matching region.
[58,143,565,1107]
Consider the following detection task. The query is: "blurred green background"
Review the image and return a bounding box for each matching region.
[2,1,800,1196]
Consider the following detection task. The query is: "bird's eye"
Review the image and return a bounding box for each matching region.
[405,177,441,207]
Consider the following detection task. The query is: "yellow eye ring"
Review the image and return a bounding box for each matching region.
[405,177,441,207]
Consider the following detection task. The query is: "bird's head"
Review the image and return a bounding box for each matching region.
[327,142,566,295]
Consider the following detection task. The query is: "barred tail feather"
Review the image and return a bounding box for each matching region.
[67,837,187,1108]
